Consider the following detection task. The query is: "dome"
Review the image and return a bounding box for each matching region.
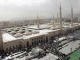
[14,28,19,31]
[16,27,20,29]
[20,28,26,30]
[7,29,12,32]
[17,29,25,33]
[14,33,23,37]
[10,31,16,34]
[23,31,32,35]
[9,28,14,30]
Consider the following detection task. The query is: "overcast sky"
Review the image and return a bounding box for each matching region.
[0,0,79,21]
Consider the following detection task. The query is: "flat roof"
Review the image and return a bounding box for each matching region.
[2,29,54,43]
[2,23,80,43]
[2,33,16,42]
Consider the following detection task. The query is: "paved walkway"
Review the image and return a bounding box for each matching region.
[59,40,80,55]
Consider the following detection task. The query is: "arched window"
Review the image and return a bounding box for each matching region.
[32,42,34,45]
[26,41,29,47]
[10,47,11,50]
[13,46,15,49]
[39,40,40,43]
[16,45,18,48]
[19,44,22,50]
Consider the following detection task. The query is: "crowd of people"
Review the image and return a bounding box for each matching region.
[28,36,70,60]
[2,29,80,59]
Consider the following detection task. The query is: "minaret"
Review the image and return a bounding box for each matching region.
[59,3,62,30]
[52,15,55,28]
[0,28,3,50]
[57,12,60,28]
[37,13,39,29]
[57,12,59,23]
[22,21,24,26]
[71,5,73,27]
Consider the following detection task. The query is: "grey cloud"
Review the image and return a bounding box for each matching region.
[0,0,79,21]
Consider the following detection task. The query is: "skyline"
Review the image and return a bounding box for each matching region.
[0,0,79,21]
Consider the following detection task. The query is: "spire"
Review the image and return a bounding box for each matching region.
[71,5,73,27]
[37,13,39,29]
[59,3,62,30]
